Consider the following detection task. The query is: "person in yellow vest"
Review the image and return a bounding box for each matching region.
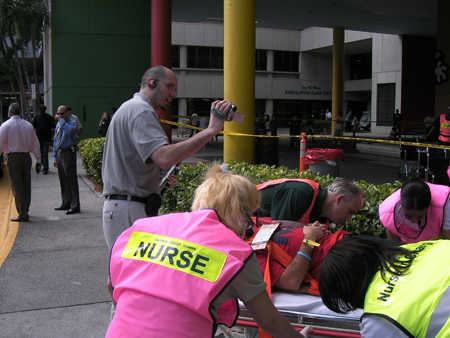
[319,236,450,338]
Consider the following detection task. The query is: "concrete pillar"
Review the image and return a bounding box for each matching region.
[435,0,450,115]
[265,100,273,116]
[179,45,187,74]
[267,50,274,73]
[332,27,345,136]
[151,0,172,142]
[178,98,187,118]
[223,0,255,163]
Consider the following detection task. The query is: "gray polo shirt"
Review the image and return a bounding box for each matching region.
[102,93,168,197]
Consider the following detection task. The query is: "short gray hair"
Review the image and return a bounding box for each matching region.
[9,103,21,115]
[140,66,168,88]
[327,179,363,202]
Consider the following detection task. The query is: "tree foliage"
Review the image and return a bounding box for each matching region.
[0,0,50,120]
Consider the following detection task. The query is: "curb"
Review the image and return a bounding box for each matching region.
[0,166,19,269]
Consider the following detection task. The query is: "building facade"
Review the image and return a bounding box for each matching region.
[171,20,434,136]
[43,2,435,139]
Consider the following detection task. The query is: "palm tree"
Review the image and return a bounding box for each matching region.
[0,0,50,121]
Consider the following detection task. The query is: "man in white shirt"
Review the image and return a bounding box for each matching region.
[0,103,41,222]
[67,107,83,139]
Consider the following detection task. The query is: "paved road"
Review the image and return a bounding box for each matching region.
[0,128,403,337]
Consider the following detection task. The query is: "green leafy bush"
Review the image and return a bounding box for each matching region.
[78,137,105,186]
[161,161,401,237]
[79,138,400,237]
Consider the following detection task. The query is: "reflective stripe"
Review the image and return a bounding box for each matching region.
[426,285,450,338]
[122,231,227,282]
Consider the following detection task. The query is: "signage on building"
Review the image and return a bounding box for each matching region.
[285,85,332,97]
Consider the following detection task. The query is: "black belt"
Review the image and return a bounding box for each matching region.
[106,194,148,204]
[59,147,75,152]
[9,152,28,155]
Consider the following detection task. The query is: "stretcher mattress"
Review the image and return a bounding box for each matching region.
[238,291,363,335]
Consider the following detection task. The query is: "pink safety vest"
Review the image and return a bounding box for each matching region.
[256,178,320,224]
[107,209,253,338]
[379,183,450,243]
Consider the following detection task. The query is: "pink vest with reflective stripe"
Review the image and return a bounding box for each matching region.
[379,183,450,243]
[256,178,320,224]
[107,209,253,338]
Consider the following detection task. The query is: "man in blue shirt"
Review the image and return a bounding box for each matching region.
[53,105,80,214]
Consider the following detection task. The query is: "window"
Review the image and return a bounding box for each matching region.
[377,84,396,126]
[274,51,299,72]
[187,46,223,69]
[350,53,372,80]
[171,46,180,68]
[255,50,267,71]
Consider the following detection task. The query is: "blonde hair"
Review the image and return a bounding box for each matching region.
[191,164,261,235]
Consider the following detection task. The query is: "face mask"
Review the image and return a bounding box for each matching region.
[394,201,427,239]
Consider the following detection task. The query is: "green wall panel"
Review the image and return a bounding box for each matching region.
[50,0,153,140]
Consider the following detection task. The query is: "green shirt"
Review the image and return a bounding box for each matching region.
[257,181,327,222]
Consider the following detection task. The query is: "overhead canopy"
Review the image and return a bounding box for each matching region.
[171,0,437,38]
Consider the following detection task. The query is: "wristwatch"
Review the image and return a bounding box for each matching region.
[303,238,320,248]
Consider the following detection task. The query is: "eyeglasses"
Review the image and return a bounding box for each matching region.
[157,79,177,93]
[244,211,255,231]
[56,112,66,115]
[139,79,177,93]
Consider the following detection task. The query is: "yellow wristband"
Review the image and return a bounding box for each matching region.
[303,238,320,248]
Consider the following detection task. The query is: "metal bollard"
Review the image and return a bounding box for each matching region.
[300,133,307,171]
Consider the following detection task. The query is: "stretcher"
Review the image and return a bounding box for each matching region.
[237,291,363,338]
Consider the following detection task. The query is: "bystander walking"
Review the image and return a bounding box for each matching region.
[32,104,55,174]
[0,103,41,221]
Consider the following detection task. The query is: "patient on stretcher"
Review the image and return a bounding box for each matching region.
[249,219,400,295]
[249,219,350,295]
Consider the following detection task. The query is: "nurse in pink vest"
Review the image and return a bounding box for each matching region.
[106,164,309,338]
[379,178,450,243]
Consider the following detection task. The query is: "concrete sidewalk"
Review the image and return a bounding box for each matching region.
[0,155,111,338]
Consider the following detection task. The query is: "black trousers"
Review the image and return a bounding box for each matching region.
[57,149,80,209]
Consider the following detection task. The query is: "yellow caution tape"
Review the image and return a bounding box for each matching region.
[161,119,450,150]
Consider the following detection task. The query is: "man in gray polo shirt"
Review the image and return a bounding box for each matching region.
[102,65,232,249]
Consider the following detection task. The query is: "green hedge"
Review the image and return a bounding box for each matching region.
[78,137,105,186]
[160,161,400,237]
[79,138,401,237]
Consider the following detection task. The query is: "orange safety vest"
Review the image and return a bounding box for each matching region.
[256,178,320,224]
[439,114,450,143]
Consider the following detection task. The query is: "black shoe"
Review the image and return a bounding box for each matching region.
[43,169,48,175]
[66,208,80,215]
[11,215,29,222]
[55,205,70,211]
